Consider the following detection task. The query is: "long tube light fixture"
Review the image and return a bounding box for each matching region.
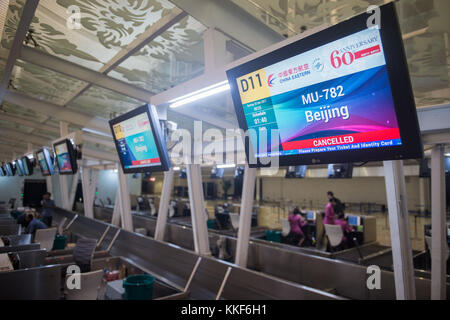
[169,80,230,109]
[217,163,236,169]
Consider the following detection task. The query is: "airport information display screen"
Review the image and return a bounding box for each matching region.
[227,3,422,167]
[5,163,13,176]
[113,113,161,169]
[110,104,170,173]
[54,142,73,173]
[22,157,31,176]
[16,159,24,176]
[37,149,54,176]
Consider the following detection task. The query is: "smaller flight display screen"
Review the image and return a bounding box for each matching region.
[112,112,162,170]
[54,142,73,173]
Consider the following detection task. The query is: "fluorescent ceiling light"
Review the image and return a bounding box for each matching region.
[217,163,236,169]
[82,127,111,138]
[169,81,230,109]
[445,153,450,157]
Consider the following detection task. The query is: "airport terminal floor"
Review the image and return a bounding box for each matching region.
[0,0,449,308]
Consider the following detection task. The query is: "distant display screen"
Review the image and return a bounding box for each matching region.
[16,159,24,176]
[110,104,170,174]
[55,142,73,173]
[37,148,54,176]
[37,151,49,175]
[227,3,422,167]
[295,165,307,178]
[22,157,31,176]
[348,215,361,226]
[328,163,353,179]
[307,211,316,221]
[5,163,13,176]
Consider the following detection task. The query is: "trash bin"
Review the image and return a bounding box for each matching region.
[122,274,155,300]
[10,210,23,219]
[207,219,215,229]
[52,235,67,250]
[265,230,281,243]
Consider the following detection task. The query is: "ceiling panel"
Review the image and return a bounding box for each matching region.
[108,15,206,94]
[4,0,178,72]
[10,59,88,105]
[231,0,450,108]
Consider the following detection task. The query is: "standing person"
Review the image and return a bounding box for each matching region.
[41,192,56,227]
[288,208,306,247]
[327,191,345,215]
[324,198,337,225]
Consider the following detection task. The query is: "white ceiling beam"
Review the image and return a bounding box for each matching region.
[82,133,115,148]
[0,112,60,134]
[0,0,40,105]
[168,0,283,51]
[417,104,450,134]
[0,127,50,146]
[19,45,153,102]
[3,90,110,134]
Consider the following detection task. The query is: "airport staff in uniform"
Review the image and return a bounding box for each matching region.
[41,192,56,227]
[288,208,306,247]
[25,214,47,235]
[334,212,354,247]
[324,198,337,225]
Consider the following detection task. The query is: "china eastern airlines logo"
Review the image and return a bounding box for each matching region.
[267,74,276,87]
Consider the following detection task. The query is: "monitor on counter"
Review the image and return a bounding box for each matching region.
[211,167,224,179]
[306,211,316,221]
[53,139,78,175]
[226,2,422,167]
[109,104,170,174]
[21,156,33,176]
[36,148,55,176]
[348,215,361,226]
[15,159,24,176]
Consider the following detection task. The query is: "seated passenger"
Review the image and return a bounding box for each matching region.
[334,212,354,246]
[288,208,306,247]
[25,214,47,235]
[17,213,31,229]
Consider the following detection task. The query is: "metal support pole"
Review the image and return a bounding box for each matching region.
[186,164,210,256]
[383,160,416,300]
[111,187,121,226]
[45,176,52,195]
[81,166,90,216]
[68,166,79,211]
[117,164,133,232]
[235,165,257,268]
[154,168,174,241]
[430,145,446,300]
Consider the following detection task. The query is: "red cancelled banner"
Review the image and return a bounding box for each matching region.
[354,45,381,59]
[282,128,400,151]
[131,158,161,166]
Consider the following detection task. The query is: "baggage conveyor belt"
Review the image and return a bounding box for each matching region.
[55,207,449,299]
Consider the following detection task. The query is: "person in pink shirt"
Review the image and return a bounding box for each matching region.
[334,212,354,246]
[324,198,336,225]
[288,208,306,247]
